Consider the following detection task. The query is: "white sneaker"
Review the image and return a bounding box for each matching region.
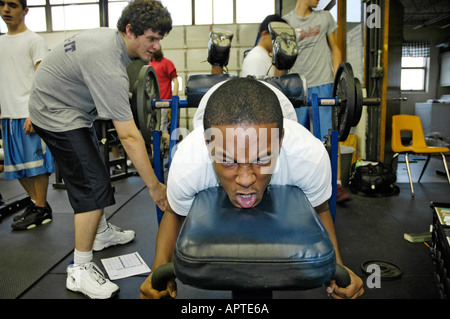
[92,223,135,251]
[66,262,119,299]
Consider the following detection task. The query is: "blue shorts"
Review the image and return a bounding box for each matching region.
[32,123,115,214]
[296,83,333,141]
[1,119,55,180]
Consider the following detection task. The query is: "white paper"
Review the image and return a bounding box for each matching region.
[101,252,151,280]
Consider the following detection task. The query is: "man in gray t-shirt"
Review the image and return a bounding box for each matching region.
[283,0,342,142]
[283,1,351,204]
[29,0,172,299]
[30,28,133,131]
[283,8,338,88]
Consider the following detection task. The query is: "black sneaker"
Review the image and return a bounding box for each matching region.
[11,204,52,230]
[13,201,52,222]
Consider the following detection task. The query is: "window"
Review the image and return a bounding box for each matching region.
[52,4,100,31]
[1,0,278,33]
[401,42,430,91]
[161,0,192,26]
[194,0,233,25]
[195,0,275,25]
[194,0,213,25]
[28,0,46,4]
[26,6,47,32]
[1,17,7,33]
[108,0,129,29]
[236,0,274,24]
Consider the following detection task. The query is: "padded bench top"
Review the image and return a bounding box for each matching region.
[174,185,336,291]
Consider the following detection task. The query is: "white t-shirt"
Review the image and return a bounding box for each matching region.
[0,29,48,119]
[241,45,275,77]
[192,80,297,129]
[167,117,331,217]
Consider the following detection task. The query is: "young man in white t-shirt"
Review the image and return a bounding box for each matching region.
[241,14,288,78]
[0,0,54,230]
[140,77,364,299]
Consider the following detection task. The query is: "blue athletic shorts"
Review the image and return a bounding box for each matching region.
[33,123,115,214]
[295,83,333,141]
[1,119,55,180]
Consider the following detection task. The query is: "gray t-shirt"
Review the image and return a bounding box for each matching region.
[29,28,132,132]
[283,10,337,88]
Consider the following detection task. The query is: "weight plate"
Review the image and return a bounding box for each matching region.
[332,62,355,141]
[352,77,363,127]
[361,260,403,281]
[136,65,160,144]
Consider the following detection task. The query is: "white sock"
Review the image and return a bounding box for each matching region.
[73,249,93,266]
[96,214,108,234]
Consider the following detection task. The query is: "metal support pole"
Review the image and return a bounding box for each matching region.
[168,95,180,168]
[310,93,321,140]
[152,130,164,224]
[330,130,338,221]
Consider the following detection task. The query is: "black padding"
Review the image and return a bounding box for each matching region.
[174,185,336,291]
[255,74,308,107]
[186,74,236,107]
[185,73,307,108]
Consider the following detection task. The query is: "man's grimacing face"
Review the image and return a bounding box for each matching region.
[205,122,284,209]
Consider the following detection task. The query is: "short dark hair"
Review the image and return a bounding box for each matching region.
[259,14,287,34]
[19,0,27,9]
[150,49,163,62]
[117,0,172,37]
[203,78,283,135]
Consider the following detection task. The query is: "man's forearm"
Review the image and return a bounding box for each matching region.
[318,209,343,265]
[113,119,159,189]
[152,207,185,270]
[121,134,159,189]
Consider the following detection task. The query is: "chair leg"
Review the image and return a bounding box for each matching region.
[405,153,415,197]
[418,154,431,183]
[440,153,450,184]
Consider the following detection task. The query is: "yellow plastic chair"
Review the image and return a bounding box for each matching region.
[391,114,450,196]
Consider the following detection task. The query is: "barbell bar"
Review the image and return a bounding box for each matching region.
[132,62,380,144]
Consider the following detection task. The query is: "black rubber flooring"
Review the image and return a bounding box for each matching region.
[0,154,449,303]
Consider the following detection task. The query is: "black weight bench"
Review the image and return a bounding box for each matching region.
[152,185,349,298]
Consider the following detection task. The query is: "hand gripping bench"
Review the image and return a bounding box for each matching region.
[152,185,349,298]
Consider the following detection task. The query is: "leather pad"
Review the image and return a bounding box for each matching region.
[174,185,336,291]
[186,73,307,108]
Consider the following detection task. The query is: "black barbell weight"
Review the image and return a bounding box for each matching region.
[332,62,356,141]
[136,65,160,144]
[353,77,363,127]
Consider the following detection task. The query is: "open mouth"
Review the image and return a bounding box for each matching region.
[235,193,257,208]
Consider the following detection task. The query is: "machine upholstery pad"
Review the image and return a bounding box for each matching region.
[174,185,336,291]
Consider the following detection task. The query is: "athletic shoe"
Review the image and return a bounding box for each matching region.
[336,184,351,203]
[66,261,119,299]
[92,223,135,251]
[13,201,52,222]
[11,204,52,230]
